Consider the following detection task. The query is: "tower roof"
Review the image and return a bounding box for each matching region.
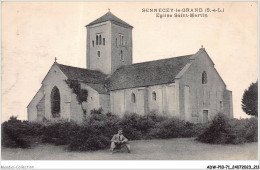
[86,11,133,28]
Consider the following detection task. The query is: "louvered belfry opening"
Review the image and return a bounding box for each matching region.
[51,86,60,118]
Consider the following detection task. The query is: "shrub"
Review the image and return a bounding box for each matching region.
[2,116,43,148]
[68,110,206,150]
[244,117,258,142]
[118,113,144,140]
[197,113,232,144]
[227,119,247,144]
[68,109,120,151]
[68,124,110,151]
[118,112,170,140]
[197,113,258,144]
[87,108,120,138]
[42,120,76,145]
[1,130,17,148]
[7,110,255,151]
[149,118,186,139]
[182,122,207,138]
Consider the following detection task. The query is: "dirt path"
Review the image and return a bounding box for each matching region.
[1,138,258,160]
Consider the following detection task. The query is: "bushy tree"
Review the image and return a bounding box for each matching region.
[242,81,258,117]
[197,113,258,144]
[197,113,232,144]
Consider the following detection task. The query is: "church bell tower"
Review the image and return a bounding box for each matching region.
[86,11,133,74]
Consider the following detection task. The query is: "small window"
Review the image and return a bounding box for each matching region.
[99,35,102,45]
[96,35,99,45]
[220,101,223,111]
[202,71,207,84]
[116,38,118,47]
[120,34,124,45]
[103,38,105,45]
[97,51,100,57]
[120,50,123,61]
[152,92,156,101]
[92,40,94,47]
[131,93,136,103]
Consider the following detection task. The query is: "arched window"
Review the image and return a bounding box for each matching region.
[131,93,136,103]
[152,91,156,101]
[99,35,102,45]
[92,40,94,47]
[120,50,123,60]
[97,51,101,57]
[51,86,60,118]
[122,35,124,45]
[96,35,98,45]
[202,71,207,84]
[103,38,105,45]
[120,34,124,45]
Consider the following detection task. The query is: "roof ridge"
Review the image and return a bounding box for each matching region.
[131,54,193,65]
[57,63,89,70]
[117,54,193,69]
[57,63,107,74]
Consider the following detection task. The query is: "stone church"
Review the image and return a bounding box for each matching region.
[27,12,233,123]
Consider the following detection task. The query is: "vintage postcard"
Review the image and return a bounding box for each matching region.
[1,1,258,169]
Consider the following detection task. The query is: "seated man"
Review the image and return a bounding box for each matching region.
[110,128,131,153]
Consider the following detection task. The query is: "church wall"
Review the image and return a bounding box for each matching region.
[147,84,177,117]
[178,50,232,123]
[99,94,110,114]
[147,85,163,114]
[87,22,111,74]
[223,90,233,118]
[27,107,37,122]
[111,23,133,73]
[81,83,100,114]
[70,83,102,123]
[110,88,145,116]
[110,90,125,117]
[27,87,45,122]
[36,96,45,121]
[110,83,177,117]
[69,92,83,123]
[125,88,145,115]
[28,64,107,123]
[42,64,72,121]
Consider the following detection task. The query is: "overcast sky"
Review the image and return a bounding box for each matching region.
[2,1,258,122]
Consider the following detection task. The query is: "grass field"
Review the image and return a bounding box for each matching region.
[1,138,258,160]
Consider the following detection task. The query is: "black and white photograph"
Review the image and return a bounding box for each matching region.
[1,1,258,169]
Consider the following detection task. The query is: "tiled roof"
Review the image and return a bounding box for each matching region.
[86,11,133,28]
[56,54,193,93]
[56,63,108,94]
[107,55,193,91]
